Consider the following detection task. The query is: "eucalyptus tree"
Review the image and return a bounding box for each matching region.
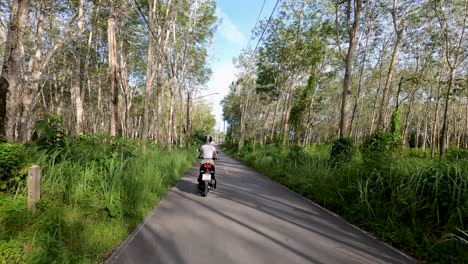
[377,0,405,130]
[167,0,217,148]
[337,0,364,139]
[432,0,467,159]
[224,0,336,146]
[0,0,31,141]
[107,0,119,137]
[0,0,218,146]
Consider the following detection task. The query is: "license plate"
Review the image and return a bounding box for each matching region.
[202,173,211,181]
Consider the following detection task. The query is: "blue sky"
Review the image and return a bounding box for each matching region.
[200,0,277,132]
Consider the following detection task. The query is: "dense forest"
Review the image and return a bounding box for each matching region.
[223,0,467,159]
[0,0,217,147]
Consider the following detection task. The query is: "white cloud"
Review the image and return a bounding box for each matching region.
[216,8,246,45]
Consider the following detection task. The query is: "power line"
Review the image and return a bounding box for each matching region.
[252,0,282,55]
[246,0,267,50]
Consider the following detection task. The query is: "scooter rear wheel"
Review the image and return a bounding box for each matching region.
[203,181,208,197]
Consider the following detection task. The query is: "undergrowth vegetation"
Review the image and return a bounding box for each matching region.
[224,138,468,263]
[0,135,196,263]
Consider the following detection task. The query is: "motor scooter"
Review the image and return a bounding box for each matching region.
[198,160,217,197]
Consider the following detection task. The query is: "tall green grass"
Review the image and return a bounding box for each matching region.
[0,136,196,263]
[226,144,468,263]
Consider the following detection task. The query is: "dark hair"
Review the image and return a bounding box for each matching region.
[204,135,213,143]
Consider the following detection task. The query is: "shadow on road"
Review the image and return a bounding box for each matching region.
[108,150,414,264]
[172,190,328,264]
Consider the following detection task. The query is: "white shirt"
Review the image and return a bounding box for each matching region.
[200,144,217,159]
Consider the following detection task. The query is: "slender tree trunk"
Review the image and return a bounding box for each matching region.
[282,88,294,145]
[435,5,466,158]
[269,94,281,142]
[455,103,462,148]
[177,93,184,147]
[349,2,373,138]
[84,0,101,133]
[118,34,131,138]
[155,0,173,147]
[403,84,418,145]
[377,35,402,130]
[97,67,104,133]
[369,42,388,135]
[239,89,250,146]
[440,68,455,159]
[73,0,85,135]
[175,43,188,147]
[431,69,443,158]
[260,104,271,145]
[465,92,468,148]
[415,116,422,148]
[18,0,44,142]
[339,0,363,139]
[168,85,175,150]
[422,85,434,152]
[155,62,164,146]
[56,56,67,117]
[378,0,404,130]
[0,0,31,141]
[141,34,154,150]
[303,97,315,146]
[186,91,191,145]
[167,22,180,150]
[108,5,120,137]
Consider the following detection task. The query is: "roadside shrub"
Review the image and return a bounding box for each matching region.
[0,144,27,190]
[390,109,403,146]
[287,145,309,164]
[330,138,354,164]
[240,140,254,155]
[361,131,400,168]
[0,195,31,235]
[446,148,468,161]
[66,134,138,163]
[273,134,283,147]
[222,142,237,154]
[191,129,207,146]
[229,143,468,262]
[408,130,418,148]
[1,138,196,263]
[34,115,66,153]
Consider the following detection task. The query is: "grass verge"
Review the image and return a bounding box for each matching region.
[224,143,468,264]
[0,136,196,263]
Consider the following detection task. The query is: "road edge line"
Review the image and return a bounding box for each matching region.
[104,204,159,264]
[105,162,200,264]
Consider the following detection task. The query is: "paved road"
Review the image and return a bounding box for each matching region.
[106,151,415,264]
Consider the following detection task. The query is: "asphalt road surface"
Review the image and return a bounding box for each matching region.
[106,150,415,264]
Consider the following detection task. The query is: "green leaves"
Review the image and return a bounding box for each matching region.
[0,240,24,263]
[34,120,47,132]
[34,115,66,153]
[0,143,26,190]
[330,138,355,164]
[390,109,403,145]
[361,131,401,168]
